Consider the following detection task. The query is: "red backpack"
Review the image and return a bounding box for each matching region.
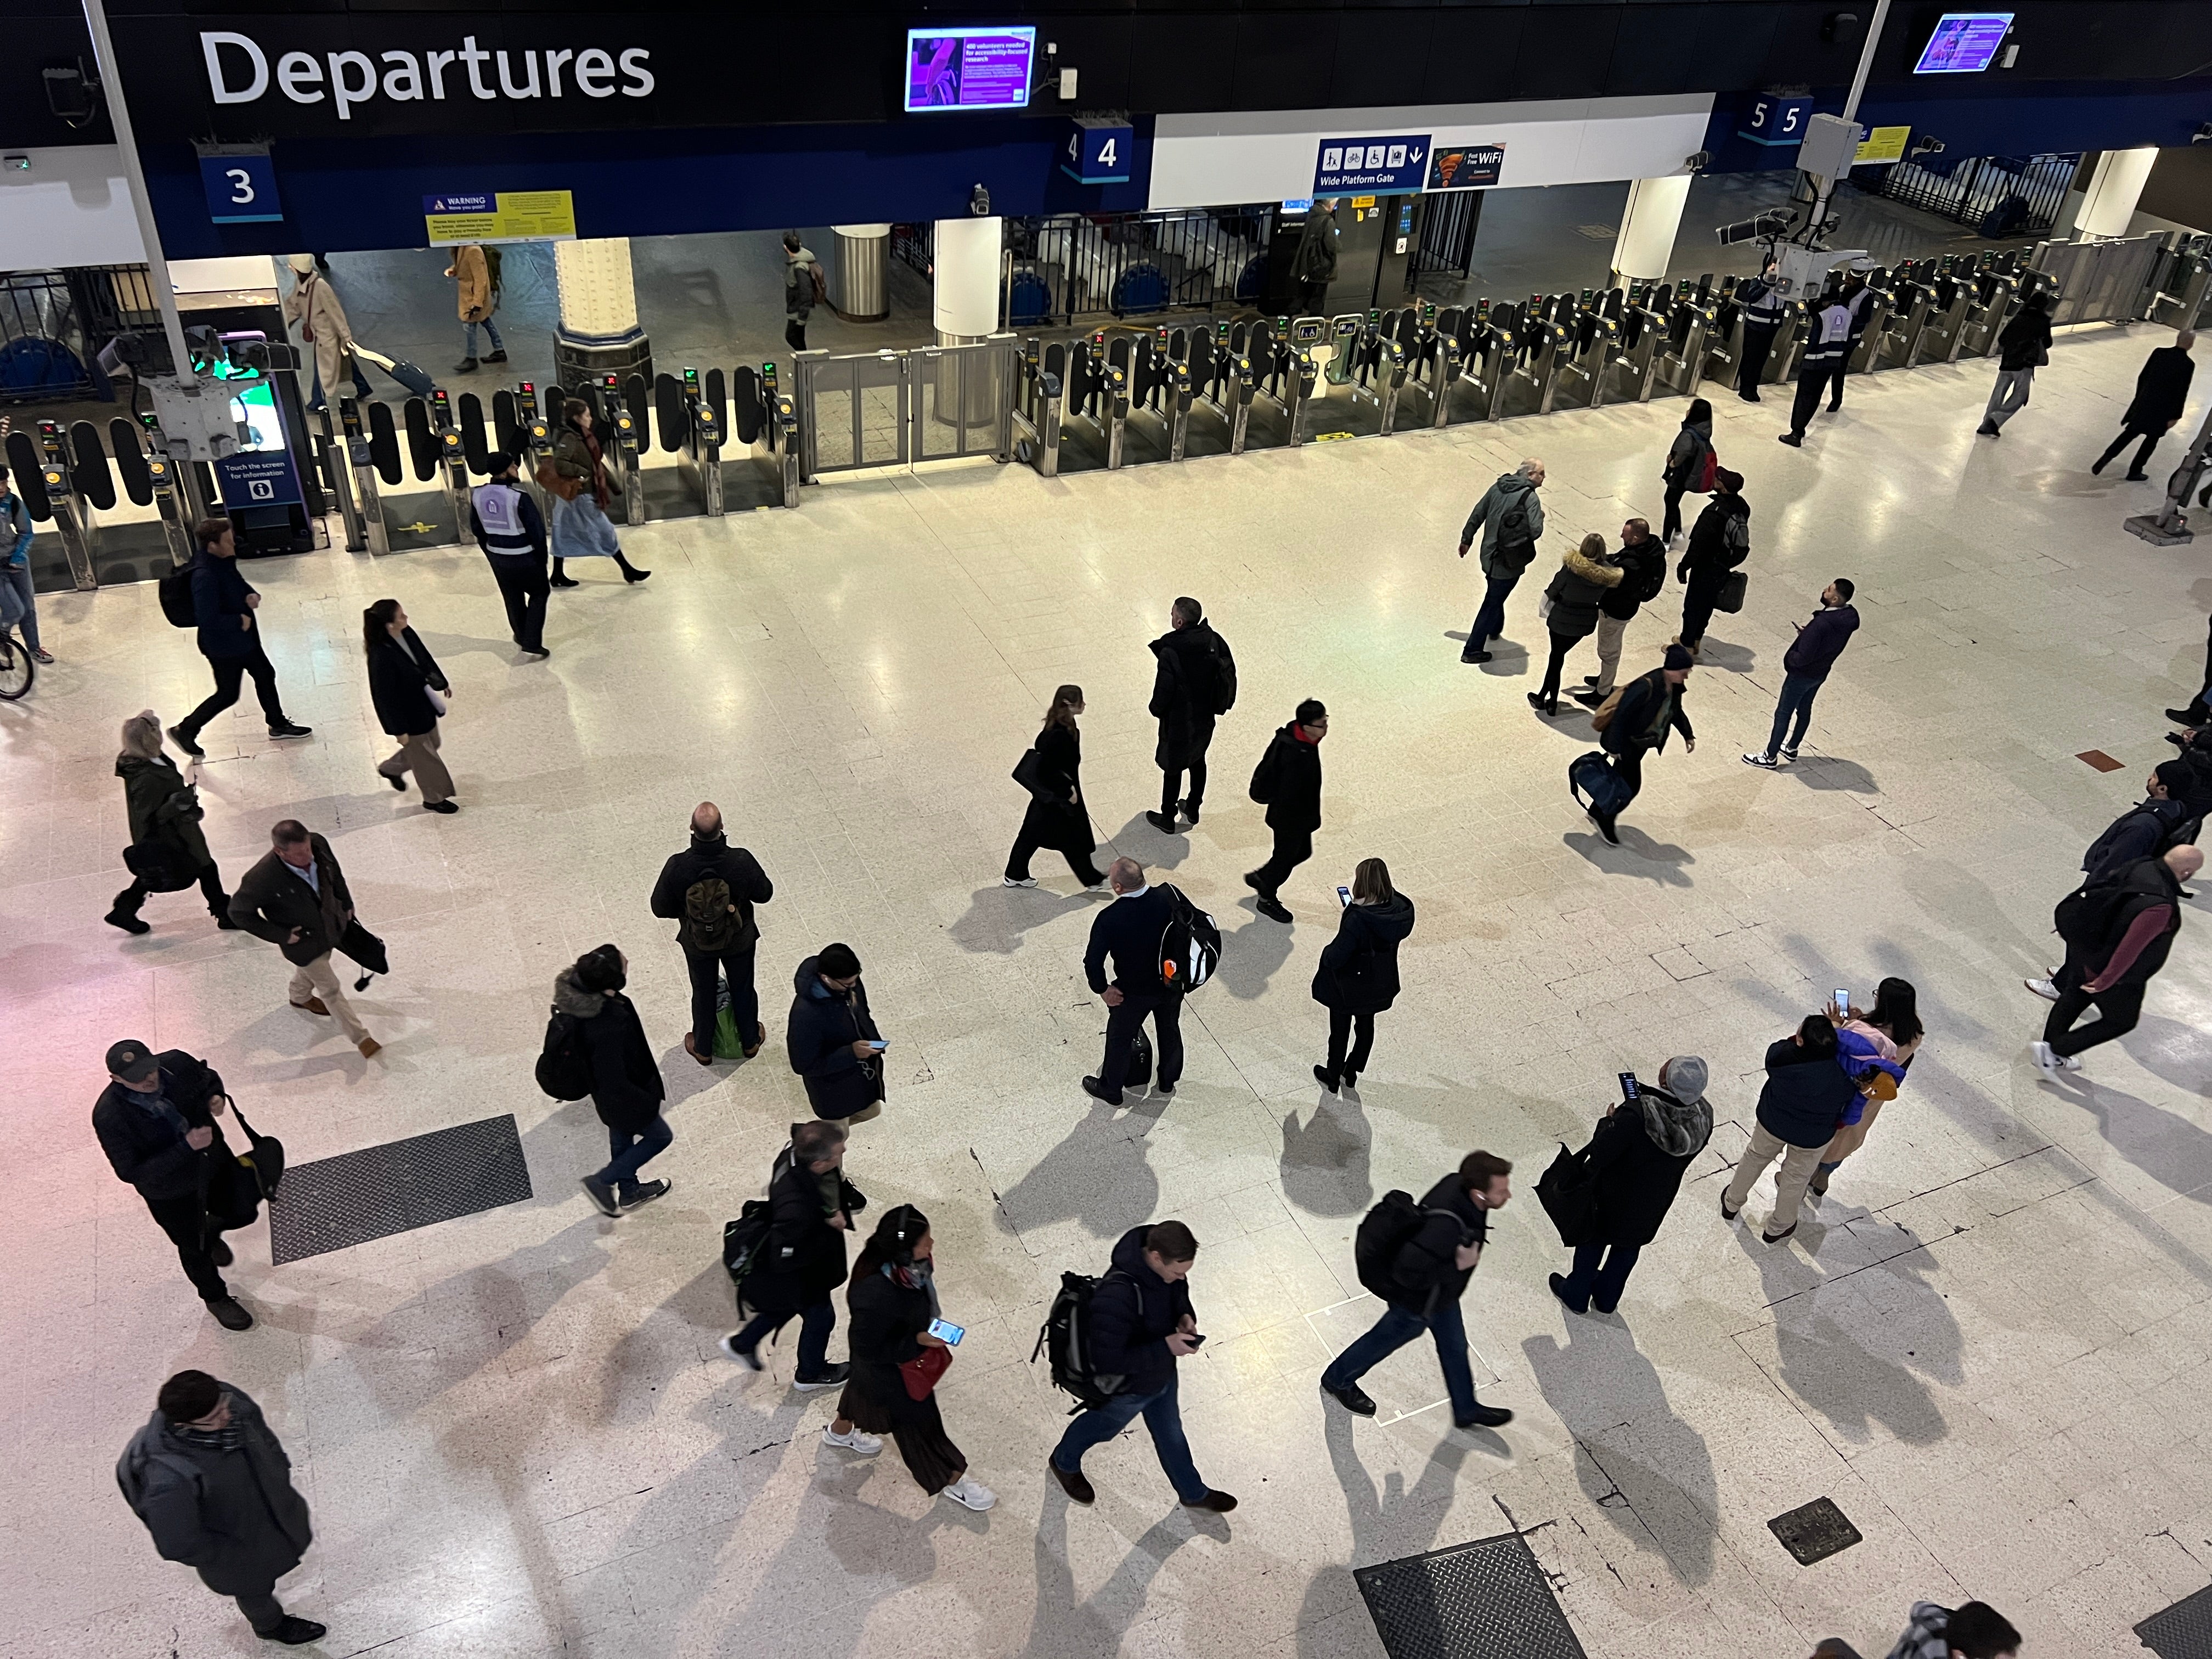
[1691,444,1720,493]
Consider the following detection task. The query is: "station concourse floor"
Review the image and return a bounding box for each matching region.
[6,323,2212,1659]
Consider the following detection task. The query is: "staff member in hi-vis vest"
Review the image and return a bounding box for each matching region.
[469,450,551,659]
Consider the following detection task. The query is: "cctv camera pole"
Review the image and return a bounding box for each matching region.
[2124,404,2212,547]
[1796,0,1891,252]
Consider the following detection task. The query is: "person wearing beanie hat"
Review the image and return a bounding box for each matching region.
[469,450,551,658]
[1674,467,1749,657]
[1547,1057,1713,1314]
[106,709,239,935]
[2023,765,2205,1001]
[554,946,674,1215]
[282,251,366,410]
[787,943,888,1123]
[1586,647,1694,846]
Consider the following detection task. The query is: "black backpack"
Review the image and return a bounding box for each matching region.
[2053,864,2141,949]
[722,1199,774,1311]
[683,875,741,952]
[1353,1189,1432,1303]
[1495,498,1537,564]
[1032,1268,1130,1412]
[482,244,504,295]
[2086,804,2200,874]
[1155,884,1221,992]
[1198,628,1237,716]
[534,1009,591,1100]
[157,563,198,629]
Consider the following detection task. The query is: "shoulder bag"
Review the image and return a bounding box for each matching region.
[899,1344,952,1400]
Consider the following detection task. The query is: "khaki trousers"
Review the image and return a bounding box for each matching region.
[1724,1122,1825,1233]
[377,723,454,804]
[290,951,371,1044]
[1592,615,1629,693]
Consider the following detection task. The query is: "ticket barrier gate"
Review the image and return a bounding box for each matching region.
[1179,323,1254,458]
[1647,291,1717,399]
[1232,318,1318,449]
[33,420,99,589]
[336,398,390,555]
[1551,298,1626,413]
[1442,302,1515,423]
[2151,236,2212,331]
[1954,268,2019,362]
[1914,269,1979,365]
[1866,273,1934,373]
[126,416,196,568]
[671,367,726,515]
[598,374,650,524]
[1497,312,1573,418]
[315,403,370,555]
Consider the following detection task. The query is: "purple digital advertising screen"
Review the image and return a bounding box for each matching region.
[1912,13,2013,74]
[904,27,1037,112]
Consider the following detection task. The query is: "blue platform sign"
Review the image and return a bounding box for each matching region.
[1315,136,1430,194]
[1063,119,1133,185]
[214,450,301,509]
[1739,95,1815,148]
[200,153,283,224]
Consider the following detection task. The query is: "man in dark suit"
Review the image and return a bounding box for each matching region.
[92,1040,255,1330]
[1082,857,1183,1105]
[168,519,311,757]
[1244,698,1327,922]
[229,819,379,1057]
[2094,331,2196,481]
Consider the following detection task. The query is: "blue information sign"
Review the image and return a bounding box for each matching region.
[215,451,301,509]
[1738,95,1814,148]
[1063,120,1132,185]
[200,153,283,225]
[1314,136,1430,195]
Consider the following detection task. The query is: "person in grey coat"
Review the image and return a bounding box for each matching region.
[116,1371,323,1645]
[1547,1057,1713,1314]
[1456,460,1545,663]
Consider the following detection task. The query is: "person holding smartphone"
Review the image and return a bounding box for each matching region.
[722,1120,857,1397]
[786,944,887,1124]
[1312,857,1415,1094]
[1546,1058,1712,1315]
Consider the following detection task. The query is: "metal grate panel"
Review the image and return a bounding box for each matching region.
[267,1114,532,1264]
[2138,1583,2212,1659]
[1767,1497,1863,1566]
[1354,1530,1587,1659]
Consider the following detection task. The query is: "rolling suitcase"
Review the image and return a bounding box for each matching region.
[354,346,435,398]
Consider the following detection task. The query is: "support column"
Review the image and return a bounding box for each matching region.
[833,224,891,324]
[553,238,652,390]
[2076,148,2159,240]
[933,217,1002,344]
[1609,176,1692,291]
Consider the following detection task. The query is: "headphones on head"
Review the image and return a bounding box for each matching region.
[885,1204,924,1267]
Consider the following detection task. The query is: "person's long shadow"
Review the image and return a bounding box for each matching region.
[415,627,516,661]
[1023,1492,1218,1657]
[990,1099,1163,1245]
[1794,757,1880,793]
[1564,830,1695,885]
[1694,639,1757,675]
[1103,811,1193,870]
[2117,1014,2212,1108]
[2050,1064,2212,1203]
[947,882,1091,957]
[1213,902,1297,1000]
[1280,1090,1374,1217]
[1522,1314,1718,1586]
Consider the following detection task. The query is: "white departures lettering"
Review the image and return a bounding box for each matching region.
[203,32,268,104]
[619,48,653,98]
[277,51,323,104]
[496,50,540,99]
[574,48,615,97]
[381,51,424,102]
[199,31,654,118]
[329,51,377,120]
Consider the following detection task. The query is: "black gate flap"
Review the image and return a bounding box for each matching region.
[5,430,49,520]
[110,417,153,506]
[457,392,488,475]
[367,400,402,484]
[704,368,727,441]
[70,421,117,510]
[654,374,684,453]
[622,374,651,449]
[402,397,436,481]
[732,366,764,446]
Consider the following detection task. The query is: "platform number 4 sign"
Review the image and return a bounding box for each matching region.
[1063,119,1133,185]
[199,150,284,224]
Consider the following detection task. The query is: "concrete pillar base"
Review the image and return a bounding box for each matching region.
[555,333,653,397]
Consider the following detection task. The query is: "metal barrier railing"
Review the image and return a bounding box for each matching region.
[1877,153,2079,237]
[793,336,1015,481]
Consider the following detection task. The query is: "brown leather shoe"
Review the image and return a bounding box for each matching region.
[743,1021,766,1059]
[1047,1459,1095,1505]
[357,1037,382,1058]
[290,997,330,1017]
[683,1031,714,1067]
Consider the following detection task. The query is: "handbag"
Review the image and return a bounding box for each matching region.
[230,1102,287,1200]
[336,918,389,977]
[1011,746,1046,800]
[122,838,200,893]
[425,685,449,716]
[1536,1139,1600,1246]
[899,1343,952,1401]
[1714,570,1749,614]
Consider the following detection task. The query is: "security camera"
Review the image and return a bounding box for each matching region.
[1685,150,1712,173]
[2195,122,2212,144]
[969,183,991,217]
[1910,136,1946,160]
[1716,209,1793,247]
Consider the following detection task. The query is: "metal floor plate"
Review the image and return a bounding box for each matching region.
[2138,1583,2212,1659]
[268,1114,533,1265]
[1768,1497,1864,1566]
[1354,1530,1588,1659]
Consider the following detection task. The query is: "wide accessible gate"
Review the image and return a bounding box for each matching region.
[793,336,1016,481]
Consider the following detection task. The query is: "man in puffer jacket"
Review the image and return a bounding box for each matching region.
[1456,460,1545,663]
[1721,1015,1861,1244]
[560,945,672,1217]
[786,943,886,1122]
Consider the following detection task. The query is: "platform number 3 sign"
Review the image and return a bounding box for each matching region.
[1063,120,1133,185]
[199,150,285,225]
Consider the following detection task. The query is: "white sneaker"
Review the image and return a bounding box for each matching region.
[1742,751,1779,770]
[1002,876,1037,888]
[822,1423,883,1455]
[1083,881,1111,895]
[941,1475,997,1511]
[2023,978,2059,1002]
[718,1334,763,1369]
[2029,1041,2080,1075]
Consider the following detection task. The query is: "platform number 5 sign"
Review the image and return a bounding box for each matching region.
[198,149,284,225]
[1739,95,1814,148]
[1063,119,1133,185]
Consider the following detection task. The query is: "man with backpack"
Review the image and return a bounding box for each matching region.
[1082,857,1207,1105]
[650,802,775,1066]
[1573,517,1664,709]
[720,1121,857,1397]
[1046,1220,1237,1513]
[1457,459,1545,663]
[166,519,312,757]
[783,232,823,352]
[1744,579,1859,769]
[2032,844,2202,1075]
[1245,699,1328,923]
[1322,1150,1515,1430]
[1675,467,1749,657]
[1145,596,1237,834]
[117,1370,323,1645]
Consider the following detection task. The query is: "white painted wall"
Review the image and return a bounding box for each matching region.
[0,145,145,267]
[1148,95,1715,211]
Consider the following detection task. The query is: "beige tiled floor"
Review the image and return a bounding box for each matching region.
[8,323,2211,1658]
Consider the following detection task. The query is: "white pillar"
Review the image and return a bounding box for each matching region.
[1609,176,1692,290]
[933,217,1002,342]
[2075,147,2159,239]
[553,237,650,387]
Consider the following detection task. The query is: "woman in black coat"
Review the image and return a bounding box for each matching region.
[558,945,673,1215]
[1313,857,1416,1093]
[1531,533,1625,715]
[787,943,887,1123]
[1676,468,1749,654]
[1548,1056,1713,1314]
[1659,397,1713,543]
[363,599,456,812]
[1005,684,1105,890]
[833,1205,996,1511]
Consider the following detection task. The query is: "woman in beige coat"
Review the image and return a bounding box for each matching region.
[283,255,368,410]
[445,244,506,374]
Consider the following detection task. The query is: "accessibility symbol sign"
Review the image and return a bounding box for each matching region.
[1314,135,1429,194]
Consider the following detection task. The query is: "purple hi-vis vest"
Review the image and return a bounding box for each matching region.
[471,481,533,555]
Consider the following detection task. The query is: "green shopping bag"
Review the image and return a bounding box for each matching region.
[712,984,743,1059]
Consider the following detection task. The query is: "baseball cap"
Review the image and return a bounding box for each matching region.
[106,1040,160,1084]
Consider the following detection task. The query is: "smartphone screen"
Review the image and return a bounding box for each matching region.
[1184,1332,1206,1347]
[1336,885,1352,908]
[1834,989,1851,1016]
[1618,1071,1639,1102]
[868,1039,890,1051]
[927,1318,964,1346]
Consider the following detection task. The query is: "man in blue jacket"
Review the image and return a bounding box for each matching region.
[1082,857,1183,1105]
[1744,579,1859,768]
[1047,1220,1237,1513]
[168,520,311,757]
[1721,1016,1863,1243]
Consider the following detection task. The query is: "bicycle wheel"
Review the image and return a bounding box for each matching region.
[0,636,32,701]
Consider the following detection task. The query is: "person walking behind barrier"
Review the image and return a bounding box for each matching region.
[168,519,312,757]
[364,599,457,812]
[0,463,50,663]
[1778,291,1854,447]
[550,398,613,588]
[1977,290,2052,436]
[284,252,368,410]
[561,945,673,1216]
[1734,261,1786,402]
[471,451,551,657]
[1312,857,1414,1094]
[445,242,507,374]
[783,232,822,353]
[1658,400,1713,543]
[1587,646,1695,846]
[1675,468,1748,656]
[1547,1058,1711,1314]
[1048,1220,1237,1511]
[2032,845,2201,1075]
[2094,330,2195,480]
[543,464,650,583]
[788,943,887,1124]
[651,801,774,1065]
[1245,697,1328,922]
[117,1372,324,1645]
[1146,596,1237,833]
[107,711,237,935]
[1294,200,1339,317]
[93,1040,256,1330]
[1005,684,1107,891]
[1745,579,1859,768]
[229,820,379,1057]
[1080,857,1185,1105]
[1884,1600,2023,1659]
[1722,1014,1861,1243]
[722,1120,855,1391]
[1576,518,1665,708]
[838,1205,997,1511]
[1322,1151,1515,1429]
[1457,459,1545,662]
[1531,533,1623,715]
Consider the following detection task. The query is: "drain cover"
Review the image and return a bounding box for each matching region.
[1354,1530,1587,1659]
[2137,1582,2212,1658]
[1767,1497,1863,1565]
[267,1114,532,1263]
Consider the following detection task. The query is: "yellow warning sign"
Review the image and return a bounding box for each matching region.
[424,190,577,246]
[1854,126,1911,166]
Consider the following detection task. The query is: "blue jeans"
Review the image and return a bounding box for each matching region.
[731,1298,834,1379]
[1051,1371,1208,1504]
[593,1115,672,1199]
[1765,670,1827,757]
[0,563,37,652]
[1322,1297,1480,1423]
[465,317,504,358]
[1466,573,1519,654]
[1557,1242,1641,1312]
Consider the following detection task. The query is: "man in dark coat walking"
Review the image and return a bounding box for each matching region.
[229,819,379,1056]
[558,945,673,1216]
[722,1120,856,1393]
[1589,646,1695,845]
[2094,331,2196,480]
[1082,857,1184,1105]
[1457,460,1545,663]
[651,802,775,1066]
[117,1371,323,1644]
[2033,846,2202,1075]
[167,520,312,757]
[1547,1057,1712,1314]
[92,1040,256,1330]
[1244,698,1327,922]
[1146,597,1236,833]
[1575,517,1665,707]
